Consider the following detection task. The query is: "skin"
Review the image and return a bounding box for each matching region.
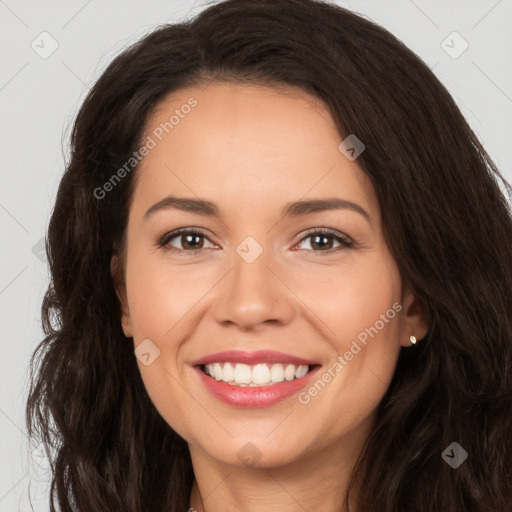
[113,82,428,512]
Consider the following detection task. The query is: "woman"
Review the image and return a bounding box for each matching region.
[25,0,512,510]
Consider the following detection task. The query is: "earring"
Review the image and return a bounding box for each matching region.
[409,335,417,345]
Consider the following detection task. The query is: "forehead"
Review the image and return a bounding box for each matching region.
[130,82,378,222]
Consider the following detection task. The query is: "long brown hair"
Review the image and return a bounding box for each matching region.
[26,0,512,510]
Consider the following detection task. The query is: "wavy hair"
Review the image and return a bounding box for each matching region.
[26,0,512,510]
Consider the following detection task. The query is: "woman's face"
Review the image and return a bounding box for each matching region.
[114,82,426,469]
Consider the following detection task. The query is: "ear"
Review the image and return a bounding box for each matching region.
[399,285,429,347]
[110,254,133,338]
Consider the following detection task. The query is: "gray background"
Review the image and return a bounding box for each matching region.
[1,0,511,510]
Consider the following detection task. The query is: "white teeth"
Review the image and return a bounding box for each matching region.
[213,362,223,380]
[203,362,311,386]
[270,363,285,383]
[252,363,271,384]
[234,363,252,384]
[295,365,309,378]
[284,364,296,381]
[222,362,235,382]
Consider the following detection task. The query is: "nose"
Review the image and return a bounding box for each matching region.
[211,248,296,331]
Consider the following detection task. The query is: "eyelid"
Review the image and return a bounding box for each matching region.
[292,227,354,253]
[157,226,354,255]
[157,227,218,252]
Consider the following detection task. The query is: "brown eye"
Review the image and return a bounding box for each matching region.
[176,233,205,250]
[158,229,216,253]
[310,233,335,250]
[295,229,354,254]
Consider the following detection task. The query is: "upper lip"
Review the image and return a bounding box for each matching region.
[192,350,318,367]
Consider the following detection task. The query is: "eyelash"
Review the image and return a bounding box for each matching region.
[157,227,355,256]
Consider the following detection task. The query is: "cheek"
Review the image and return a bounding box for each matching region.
[289,252,401,346]
[293,255,402,413]
[124,250,198,436]
[124,247,206,339]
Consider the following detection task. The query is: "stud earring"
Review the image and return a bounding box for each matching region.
[409,335,417,345]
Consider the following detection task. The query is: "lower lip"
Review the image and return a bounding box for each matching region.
[195,366,320,407]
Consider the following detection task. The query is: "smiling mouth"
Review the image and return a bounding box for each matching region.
[200,362,318,387]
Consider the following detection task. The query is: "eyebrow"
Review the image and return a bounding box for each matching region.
[144,195,372,224]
